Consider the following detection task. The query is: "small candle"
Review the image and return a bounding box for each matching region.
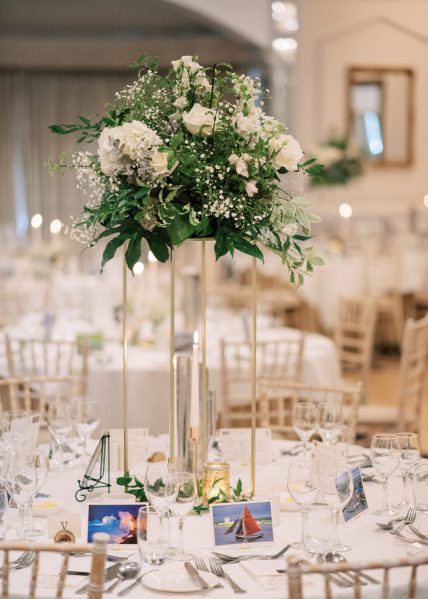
[190,330,200,428]
[202,462,230,504]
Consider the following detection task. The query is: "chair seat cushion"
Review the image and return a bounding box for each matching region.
[358,404,413,425]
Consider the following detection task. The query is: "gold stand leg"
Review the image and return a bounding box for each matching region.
[200,241,207,463]
[251,256,257,496]
[169,251,176,464]
[122,249,129,475]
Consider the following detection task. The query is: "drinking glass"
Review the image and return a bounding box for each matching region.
[413,463,428,513]
[0,487,9,540]
[2,411,31,452]
[317,403,343,445]
[47,401,72,468]
[303,506,335,560]
[137,505,168,566]
[287,460,320,550]
[73,399,101,458]
[144,463,177,547]
[10,451,38,539]
[27,450,49,537]
[320,466,353,551]
[293,402,317,456]
[168,472,197,561]
[370,433,400,516]
[396,433,419,510]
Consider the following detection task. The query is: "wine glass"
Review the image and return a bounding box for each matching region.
[319,466,353,551]
[370,433,400,516]
[73,399,101,458]
[168,472,197,561]
[2,411,31,452]
[0,487,9,540]
[47,401,72,468]
[10,451,38,539]
[303,506,335,561]
[144,463,177,547]
[413,463,428,514]
[26,450,48,537]
[395,433,419,510]
[317,403,343,445]
[293,402,317,456]
[287,460,320,550]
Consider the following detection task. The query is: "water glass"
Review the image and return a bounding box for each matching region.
[287,460,320,550]
[370,433,400,516]
[413,463,428,513]
[11,452,38,539]
[137,505,168,566]
[293,402,317,455]
[396,433,419,509]
[168,472,197,561]
[0,487,9,540]
[2,411,31,452]
[144,463,177,546]
[303,506,335,560]
[317,403,343,445]
[47,401,72,467]
[74,399,101,458]
[27,450,49,537]
[320,466,353,551]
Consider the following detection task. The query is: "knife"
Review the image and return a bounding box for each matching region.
[117,570,157,596]
[185,561,209,590]
[75,562,121,594]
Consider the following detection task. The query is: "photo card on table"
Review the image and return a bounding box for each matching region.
[210,500,274,548]
[87,503,146,545]
[340,466,369,523]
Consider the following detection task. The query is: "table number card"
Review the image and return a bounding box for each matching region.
[47,513,82,541]
[340,466,369,523]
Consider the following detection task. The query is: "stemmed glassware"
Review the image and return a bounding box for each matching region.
[395,433,419,510]
[168,472,197,561]
[317,403,343,445]
[144,463,177,548]
[10,451,39,539]
[370,433,400,516]
[26,450,48,537]
[2,411,31,452]
[293,402,317,456]
[47,401,72,468]
[73,399,101,459]
[0,487,9,540]
[413,463,428,513]
[287,460,320,550]
[319,466,353,551]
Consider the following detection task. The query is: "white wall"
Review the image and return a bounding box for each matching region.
[296,0,428,218]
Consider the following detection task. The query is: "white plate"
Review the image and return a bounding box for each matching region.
[142,564,218,593]
[32,500,62,517]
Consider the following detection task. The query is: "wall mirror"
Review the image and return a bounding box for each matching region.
[347,66,414,167]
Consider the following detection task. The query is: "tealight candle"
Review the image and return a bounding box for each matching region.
[202,461,230,504]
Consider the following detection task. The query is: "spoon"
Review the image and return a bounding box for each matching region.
[326,553,380,585]
[105,562,141,593]
[376,516,405,531]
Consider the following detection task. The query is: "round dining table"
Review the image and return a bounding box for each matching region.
[3,439,428,598]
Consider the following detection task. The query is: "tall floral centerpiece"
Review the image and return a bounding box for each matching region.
[49,54,323,283]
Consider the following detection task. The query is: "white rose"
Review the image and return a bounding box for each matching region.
[183,103,215,136]
[269,134,303,171]
[171,55,201,73]
[283,222,298,237]
[98,126,128,176]
[236,110,262,138]
[195,73,211,94]
[173,96,188,110]
[245,180,258,197]
[151,149,170,176]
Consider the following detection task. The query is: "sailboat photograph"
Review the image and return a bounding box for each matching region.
[211,501,274,546]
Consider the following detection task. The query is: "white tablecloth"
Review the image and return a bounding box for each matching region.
[4,440,428,598]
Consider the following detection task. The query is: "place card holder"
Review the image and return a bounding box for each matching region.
[75,432,111,502]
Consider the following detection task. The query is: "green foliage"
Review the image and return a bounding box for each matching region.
[310,134,363,187]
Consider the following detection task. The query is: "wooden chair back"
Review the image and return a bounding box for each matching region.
[4,335,89,396]
[0,375,81,417]
[257,380,361,442]
[0,532,108,599]
[334,297,377,391]
[397,313,428,433]
[287,553,428,599]
[220,335,305,426]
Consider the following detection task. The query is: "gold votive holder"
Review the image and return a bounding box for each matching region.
[202,461,230,504]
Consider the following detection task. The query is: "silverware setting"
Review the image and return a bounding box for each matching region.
[209,558,246,594]
[117,569,157,597]
[104,561,141,593]
[281,444,305,456]
[194,556,223,589]
[0,551,35,575]
[212,543,291,564]
[184,561,209,590]
[391,506,417,536]
[325,552,380,585]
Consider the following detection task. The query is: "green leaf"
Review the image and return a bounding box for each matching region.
[232,237,264,262]
[309,256,325,266]
[125,233,142,271]
[234,478,243,497]
[214,231,229,260]
[101,234,127,271]
[166,213,196,245]
[116,475,132,486]
[147,234,170,263]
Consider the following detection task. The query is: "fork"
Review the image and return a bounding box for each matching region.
[209,558,246,593]
[392,506,417,536]
[194,557,223,589]
[213,544,291,563]
[0,551,34,575]
[407,523,428,541]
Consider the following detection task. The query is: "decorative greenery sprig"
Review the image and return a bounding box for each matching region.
[310,134,362,187]
[48,53,324,284]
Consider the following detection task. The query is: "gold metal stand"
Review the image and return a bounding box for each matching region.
[190,426,199,476]
[169,251,176,464]
[200,241,207,463]
[251,256,257,496]
[122,249,129,474]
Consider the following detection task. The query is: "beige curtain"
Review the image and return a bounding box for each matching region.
[0,70,132,238]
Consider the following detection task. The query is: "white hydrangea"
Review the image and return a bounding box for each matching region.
[236,109,262,138]
[171,55,202,73]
